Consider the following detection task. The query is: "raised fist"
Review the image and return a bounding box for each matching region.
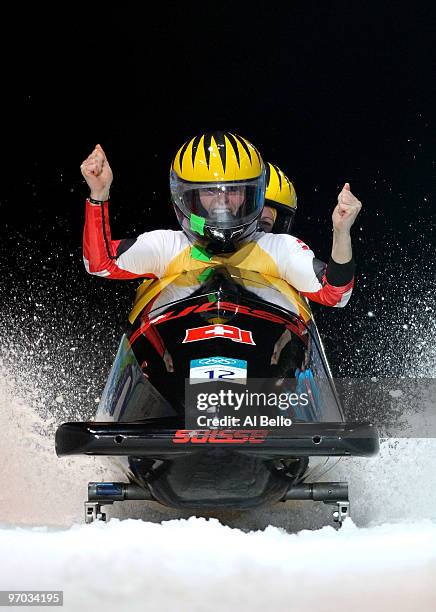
[80,144,113,201]
[332,183,362,233]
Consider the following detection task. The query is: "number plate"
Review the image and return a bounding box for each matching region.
[189,357,247,385]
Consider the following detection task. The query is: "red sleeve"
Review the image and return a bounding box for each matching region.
[300,257,355,307]
[83,199,156,280]
[301,275,354,307]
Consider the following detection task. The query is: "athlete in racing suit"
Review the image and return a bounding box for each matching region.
[80,133,360,309]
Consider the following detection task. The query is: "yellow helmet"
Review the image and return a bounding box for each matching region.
[261,162,297,234]
[170,131,266,252]
[172,131,263,182]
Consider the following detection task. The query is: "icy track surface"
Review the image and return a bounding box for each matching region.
[1,365,436,610]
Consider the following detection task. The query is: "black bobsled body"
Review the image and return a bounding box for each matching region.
[56,266,378,523]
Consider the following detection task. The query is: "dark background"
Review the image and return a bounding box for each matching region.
[1,3,434,416]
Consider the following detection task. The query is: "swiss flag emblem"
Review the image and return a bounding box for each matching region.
[296,239,310,250]
[183,324,255,345]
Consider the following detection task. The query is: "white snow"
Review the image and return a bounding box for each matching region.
[0,519,435,611]
[1,366,436,611]
[389,389,403,398]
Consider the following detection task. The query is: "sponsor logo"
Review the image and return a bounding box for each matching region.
[183,325,255,345]
[172,429,268,444]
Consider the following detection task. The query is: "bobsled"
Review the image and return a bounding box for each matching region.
[56,265,378,525]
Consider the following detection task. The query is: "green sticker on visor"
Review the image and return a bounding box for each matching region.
[190,213,206,235]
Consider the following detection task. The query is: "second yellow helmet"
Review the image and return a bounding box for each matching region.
[265,162,297,210]
[263,162,297,234]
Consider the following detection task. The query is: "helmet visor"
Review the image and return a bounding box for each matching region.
[171,173,265,230]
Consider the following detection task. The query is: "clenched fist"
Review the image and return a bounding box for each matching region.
[332,183,362,234]
[80,144,113,201]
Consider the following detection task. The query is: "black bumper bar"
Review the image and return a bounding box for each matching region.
[56,421,379,458]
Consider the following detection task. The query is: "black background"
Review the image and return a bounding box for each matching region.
[1,4,434,413]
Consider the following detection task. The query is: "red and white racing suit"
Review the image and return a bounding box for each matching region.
[83,199,355,307]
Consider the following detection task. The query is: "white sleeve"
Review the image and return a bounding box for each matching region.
[259,233,323,293]
[116,229,186,278]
